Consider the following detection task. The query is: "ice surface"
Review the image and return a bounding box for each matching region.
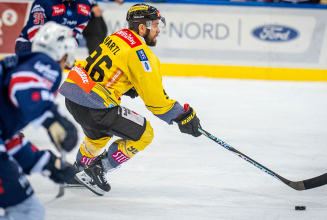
[3,77,327,220]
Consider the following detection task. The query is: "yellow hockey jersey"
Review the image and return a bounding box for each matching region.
[60,29,184,120]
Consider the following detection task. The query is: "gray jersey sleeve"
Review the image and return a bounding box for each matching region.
[154,101,185,125]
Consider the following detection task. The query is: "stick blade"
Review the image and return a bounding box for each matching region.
[303,173,327,190]
[284,173,327,190]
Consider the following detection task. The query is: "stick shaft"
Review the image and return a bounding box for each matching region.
[198,128,284,180]
[56,150,66,198]
[198,128,327,190]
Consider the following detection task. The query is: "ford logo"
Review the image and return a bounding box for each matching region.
[252,25,299,42]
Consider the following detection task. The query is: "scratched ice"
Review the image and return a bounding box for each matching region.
[2,77,327,220]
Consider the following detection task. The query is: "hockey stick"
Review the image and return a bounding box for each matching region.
[45,150,66,205]
[198,128,327,190]
[55,150,66,198]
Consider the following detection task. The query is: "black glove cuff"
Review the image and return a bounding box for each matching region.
[123,87,139,99]
[173,107,193,124]
[42,151,57,172]
[43,151,75,184]
[42,105,59,129]
[174,105,202,137]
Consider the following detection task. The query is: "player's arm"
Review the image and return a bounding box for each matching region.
[128,51,201,137]
[72,4,91,39]
[73,20,89,43]
[8,61,77,152]
[7,67,77,183]
[5,134,75,184]
[133,71,183,123]
[0,54,44,78]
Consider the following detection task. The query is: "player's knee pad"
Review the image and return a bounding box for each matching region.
[134,121,154,151]
[105,121,154,169]
[77,136,111,166]
[107,106,147,141]
[115,121,154,157]
[80,136,111,156]
[5,195,45,220]
[139,121,154,150]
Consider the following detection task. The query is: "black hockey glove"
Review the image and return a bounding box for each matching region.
[123,87,139,99]
[42,105,78,152]
[43,151,75,184]
[174,104,202,137]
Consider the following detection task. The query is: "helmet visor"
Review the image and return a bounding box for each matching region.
[146,17,166,31]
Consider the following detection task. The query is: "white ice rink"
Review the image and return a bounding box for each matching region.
[4,77,327,220]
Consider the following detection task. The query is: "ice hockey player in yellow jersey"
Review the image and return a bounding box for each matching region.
[59,3,202,196]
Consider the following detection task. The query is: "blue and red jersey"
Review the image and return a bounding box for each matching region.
[16,0,92,44]
[0,52,62,141]
[0,52,64,208]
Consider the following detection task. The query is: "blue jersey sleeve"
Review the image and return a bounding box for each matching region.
[73,1,92,38]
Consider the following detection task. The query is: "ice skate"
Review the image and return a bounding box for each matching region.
[75,151,110,196]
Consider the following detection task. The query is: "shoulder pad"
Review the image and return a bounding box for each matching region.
[113,29,142,48]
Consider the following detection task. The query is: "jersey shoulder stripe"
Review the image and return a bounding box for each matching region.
[112,29,142,48]
[9,71,46,107]
[67,66,96,93]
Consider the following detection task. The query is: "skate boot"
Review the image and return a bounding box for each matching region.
[75,150,111,196]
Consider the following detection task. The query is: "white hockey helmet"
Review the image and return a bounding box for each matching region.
[32,21,76,68]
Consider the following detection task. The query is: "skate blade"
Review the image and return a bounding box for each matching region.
[63,183,85,188]
[75,171,106,196]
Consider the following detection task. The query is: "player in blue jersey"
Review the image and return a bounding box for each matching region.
[0,22,78,220]
[15,0,92,55]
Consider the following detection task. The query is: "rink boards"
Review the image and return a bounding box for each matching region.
[1,1,327,81]
[100,2,327,81]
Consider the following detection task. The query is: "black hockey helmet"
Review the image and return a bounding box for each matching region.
[126,4,166,33]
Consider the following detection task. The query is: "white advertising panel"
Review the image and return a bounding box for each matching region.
[100,2,327,69]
